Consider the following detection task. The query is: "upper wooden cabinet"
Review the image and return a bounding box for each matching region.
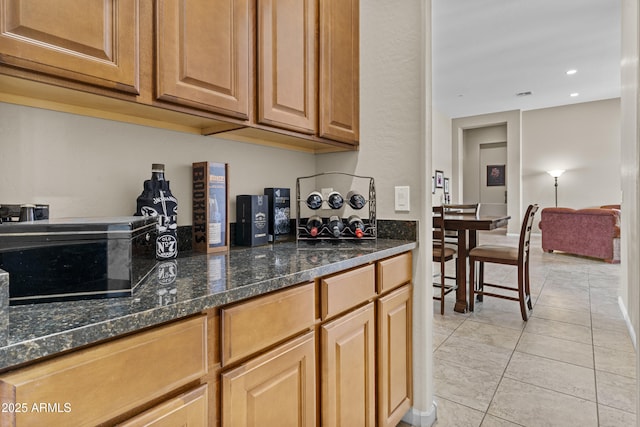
[256,0,359,143]
[257,0,317,133]
[319,0,360,144]
[0,0,359,151]
[156,0,251,119]
[0,0,139,94]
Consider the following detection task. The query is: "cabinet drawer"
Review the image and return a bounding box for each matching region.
[0,316,207,427]
[321,264,375,320]
[118,384,208,427]
[377,252,412,294]
[221,283,314,366]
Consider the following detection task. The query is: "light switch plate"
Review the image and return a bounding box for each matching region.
[395,186,410,211]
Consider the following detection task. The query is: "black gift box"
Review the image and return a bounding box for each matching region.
[263,188,291,242]
[236,195,269,247]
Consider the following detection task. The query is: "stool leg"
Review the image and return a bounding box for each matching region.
[440,257,446,315]
[517,263,528,321]
[477,262,484,302]
[525,258,532,310]
[469,258,475,312]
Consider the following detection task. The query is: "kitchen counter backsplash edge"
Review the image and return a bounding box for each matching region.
[0,237,416,371]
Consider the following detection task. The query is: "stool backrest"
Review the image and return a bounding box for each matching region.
[519,204,539,265]
[443,203,480,218]
[432,205,446,249]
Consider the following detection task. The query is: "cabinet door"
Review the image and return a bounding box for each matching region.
[378,285,413,427]
[319,0,359,144]
[156,0,251,119]
[257,0,317,133]
[0,0,139,94]
[321,303,375,427]
[221,332,316,427]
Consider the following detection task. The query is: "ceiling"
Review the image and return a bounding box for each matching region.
[432,0,621,119]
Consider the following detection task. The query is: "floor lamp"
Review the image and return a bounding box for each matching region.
[547,170,565,207]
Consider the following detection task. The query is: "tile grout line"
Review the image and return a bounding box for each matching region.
[476,266,550,427]
[589,269,602,427]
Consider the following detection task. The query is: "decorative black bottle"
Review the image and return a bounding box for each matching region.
[135,163,178,260]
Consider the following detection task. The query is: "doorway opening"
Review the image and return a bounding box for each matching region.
[462,124,508,216]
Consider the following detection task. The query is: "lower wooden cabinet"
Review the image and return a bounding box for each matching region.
[0,253,413,426]
[0,316,207,427]
[321,302,376,427]
[378,285,413,427]
[220,332,316,426]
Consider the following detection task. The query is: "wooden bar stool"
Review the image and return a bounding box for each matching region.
[468,204,539,320]
[433,205,457,314]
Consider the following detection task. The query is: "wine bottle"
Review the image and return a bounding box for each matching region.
[306,215,323,237]
[327,191,344,209]
[328,215,344,238]
[305,191,323,210]
[346,191,366,210]
[347,215,366,238]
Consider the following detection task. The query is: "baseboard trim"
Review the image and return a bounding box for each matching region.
[402,401,438,426]
[618,296,637,351]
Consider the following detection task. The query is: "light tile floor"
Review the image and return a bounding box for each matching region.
[400,231,636,427]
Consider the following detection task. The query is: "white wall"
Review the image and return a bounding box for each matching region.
[522,99,621,215]
[0,103,315,225]
[316,2,425,220]
[432,108,452,206]
[447,99,621,233]
[620,0,639,372]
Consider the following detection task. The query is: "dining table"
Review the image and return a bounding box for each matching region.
[436,211,511,313]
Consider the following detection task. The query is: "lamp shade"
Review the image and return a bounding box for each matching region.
[547,170,565,178]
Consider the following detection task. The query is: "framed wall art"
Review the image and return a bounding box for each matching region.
[443,178,450,194]
[487,165,506,187]
[435,170,444,188]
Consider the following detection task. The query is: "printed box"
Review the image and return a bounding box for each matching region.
[192,162,229,253]
[264,187,291,242]
[236,195,269,247]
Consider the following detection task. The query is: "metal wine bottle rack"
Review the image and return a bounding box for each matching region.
[296,172,376,241]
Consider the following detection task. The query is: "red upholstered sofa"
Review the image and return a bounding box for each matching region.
[539,206,621,263]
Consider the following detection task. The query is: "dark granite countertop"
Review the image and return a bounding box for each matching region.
[0,239,416,371]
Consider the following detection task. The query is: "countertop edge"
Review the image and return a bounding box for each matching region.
[0,240,417,372]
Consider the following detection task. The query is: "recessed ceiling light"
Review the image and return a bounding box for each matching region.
[566,69,577,75]
[570,92,579,97]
